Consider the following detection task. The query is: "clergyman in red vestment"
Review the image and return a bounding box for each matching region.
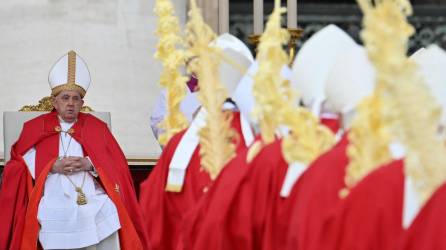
[0,51,149,250]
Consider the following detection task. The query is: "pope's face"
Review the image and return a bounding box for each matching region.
[52,90,84,123]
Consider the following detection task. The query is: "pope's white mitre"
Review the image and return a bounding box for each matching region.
[48,50,91,97]
[411,45,446,126]
[291,24,357,108]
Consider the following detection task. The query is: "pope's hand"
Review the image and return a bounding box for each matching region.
[51,157,93,175]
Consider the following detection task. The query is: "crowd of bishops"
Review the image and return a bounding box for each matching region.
[139,0,446,249]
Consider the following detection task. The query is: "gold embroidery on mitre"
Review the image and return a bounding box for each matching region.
[67,50,76,85]
[51,50,87,97]
[19,96,93,112]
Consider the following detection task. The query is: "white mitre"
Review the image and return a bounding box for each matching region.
[325,45,376,115]
[291,24,357,113]
[399,45,446,229]
[212,33,254,96]
[48,50,91,97]
[232,61,292,126]
[411,45,446,127]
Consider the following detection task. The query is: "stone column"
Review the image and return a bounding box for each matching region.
[219,0,229,34]
[187,0,228,34]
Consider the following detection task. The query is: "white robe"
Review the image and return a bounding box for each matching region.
[150,88,201,140]
[23,119,121,250]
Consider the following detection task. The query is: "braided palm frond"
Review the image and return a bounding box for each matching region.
[252,0,336,164]
[251,0,289,144]
[154,0,189,145]
[185,0,236,180]
[342,0,411,197]
[345,0,446,204]
[281,106,336,165]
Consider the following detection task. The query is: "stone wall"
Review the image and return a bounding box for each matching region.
[0,0,187,160]
[230,3,446,54]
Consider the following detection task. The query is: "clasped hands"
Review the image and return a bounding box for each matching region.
[51,156,93,175]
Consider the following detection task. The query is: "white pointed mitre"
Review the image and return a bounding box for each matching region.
[212,33,254,96]
[48,50,91,97]
[232,61,292,126]
[325,45,376,114]
[291,24,357,109]
[411,45,446,126]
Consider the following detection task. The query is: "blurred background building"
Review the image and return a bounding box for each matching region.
[0,0,444,171]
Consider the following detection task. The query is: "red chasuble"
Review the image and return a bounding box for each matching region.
[284,133,349,250]
[320,115,341,134]
[0,111,149,250]
[397,182,446,250]
[313,159,405,250]
[139,112,248,250]
[177,139,287,250]
[181,132,347,250]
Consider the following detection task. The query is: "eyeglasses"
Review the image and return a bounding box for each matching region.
[58,95,82,104]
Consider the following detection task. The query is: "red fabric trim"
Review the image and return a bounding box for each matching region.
[20,158,56,250]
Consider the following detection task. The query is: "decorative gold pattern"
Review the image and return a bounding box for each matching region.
[248,34,261,46]
[54,126,74,134]
[65,171,88,206]
[249,28,303,64]
[287,28,304,65]
[248,34,261,54]
[20,97,54,111]
[185,0,236,180]
[154,0,189,145]
[67,50,76,85]
[75,187,88,205]
[19,96,93,112]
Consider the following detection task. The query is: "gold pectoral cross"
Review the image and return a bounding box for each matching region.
[75,187,88,205]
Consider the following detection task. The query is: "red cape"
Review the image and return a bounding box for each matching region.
[180,131,346,250]
[313,159,404,250]
[0,111,149,250]
[177,139,287,250]
[396,181,446,250]
[284,133,349,250]
[139,112,248,250]
[320,116,340,134]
